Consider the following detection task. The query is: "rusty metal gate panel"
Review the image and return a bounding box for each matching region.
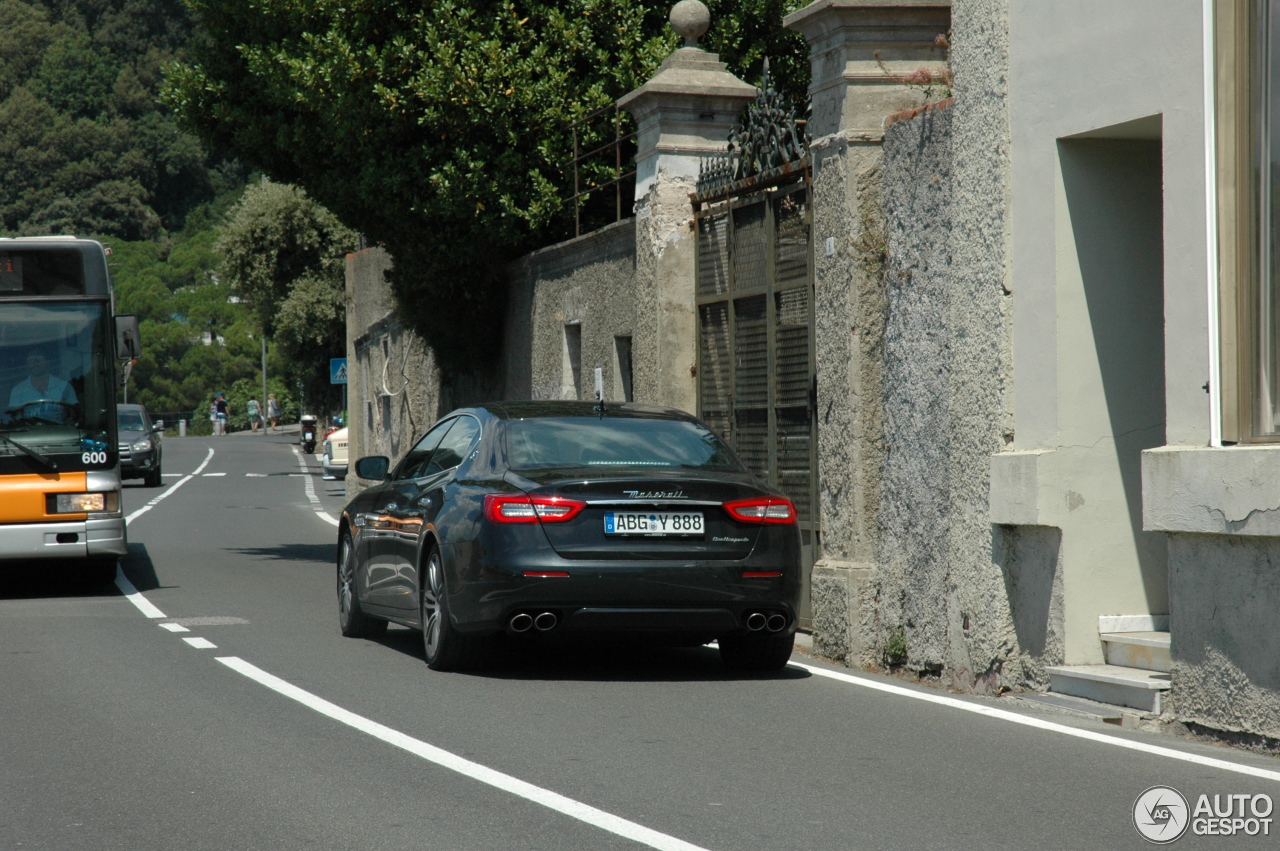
[694,177,818,627]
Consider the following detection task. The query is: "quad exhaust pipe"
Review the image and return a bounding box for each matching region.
[509,612,533,633]
[534,611,558,631]
[744,610,788,633]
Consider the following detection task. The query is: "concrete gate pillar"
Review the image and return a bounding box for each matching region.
[784,0,950,664]
[617,1,754,412]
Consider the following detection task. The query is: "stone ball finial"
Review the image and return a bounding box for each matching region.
[670,0,710,48]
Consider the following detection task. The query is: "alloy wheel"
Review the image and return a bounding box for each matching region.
[422,551,443,660]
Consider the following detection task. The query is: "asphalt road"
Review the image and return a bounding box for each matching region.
[4,434,1280,850]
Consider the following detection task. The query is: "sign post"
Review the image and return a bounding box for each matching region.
[330,358,348,426]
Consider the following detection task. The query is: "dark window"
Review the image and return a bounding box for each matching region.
[423,416,481,476]
[614,335,633,402]
[504,417,744,472]
[395,418,453,480]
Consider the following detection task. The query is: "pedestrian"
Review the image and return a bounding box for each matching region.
[209,399,218,435]
[246,397,261,432]
[267,393,280,433]
[214,392,229,436]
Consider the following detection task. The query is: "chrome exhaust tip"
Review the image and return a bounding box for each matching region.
[745,612,767,632]
[766,613,787,633]
[534,611,558,631]
[509,612,533,633]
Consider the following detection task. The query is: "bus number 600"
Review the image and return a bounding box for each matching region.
[81,451,107,464]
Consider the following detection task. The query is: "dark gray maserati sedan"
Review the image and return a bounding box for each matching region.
[336,402,801,672]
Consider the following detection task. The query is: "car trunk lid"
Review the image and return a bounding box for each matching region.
[505,469,765,560]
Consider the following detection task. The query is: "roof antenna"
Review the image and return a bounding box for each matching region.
[593,366,606,417]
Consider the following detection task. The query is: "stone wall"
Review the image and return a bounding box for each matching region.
[861,0,1035,692]
[344,247,443,499]
[1168,533,1280,742]
[505,219,639,402]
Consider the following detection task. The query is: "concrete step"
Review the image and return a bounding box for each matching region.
[1016,692,1148,727]
[1045,664,1171,713]
[1101,631,1171,673]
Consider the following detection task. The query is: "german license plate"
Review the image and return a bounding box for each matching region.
[604,511,704,536]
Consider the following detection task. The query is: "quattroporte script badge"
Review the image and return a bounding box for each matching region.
[1134,786,1190,844]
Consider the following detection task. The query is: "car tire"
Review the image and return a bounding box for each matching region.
[718,631,794,672]
[82,556,119,586]
[145,467,161,488]
[420,547,490,672]
[337,531,386,638]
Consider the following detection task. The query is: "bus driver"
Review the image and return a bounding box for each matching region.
[8,348,77,423]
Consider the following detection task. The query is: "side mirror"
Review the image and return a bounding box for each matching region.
[151,423,164,433]
[114,314,141,359]
[354,456,390,481]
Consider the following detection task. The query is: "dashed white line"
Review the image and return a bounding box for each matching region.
[246,473,267,477]
[126,447,214,525]
[159,623,189,633]
[114,565,166,619]
[203,472,227,477]
[294,447,339,526]
[791,660,1280,784]
[183,637,217,649]
[216,656,710,851]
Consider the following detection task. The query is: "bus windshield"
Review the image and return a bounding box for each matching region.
[0,302,114,459]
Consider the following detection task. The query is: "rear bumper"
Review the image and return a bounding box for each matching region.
[0,517,128,560]
[320,454,347,480]
[447,546,801,639]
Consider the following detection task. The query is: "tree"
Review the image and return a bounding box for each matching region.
[216,179,354,412]
[0,0,246,240]
[165,0,809,369]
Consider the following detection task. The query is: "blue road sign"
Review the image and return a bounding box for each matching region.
[330,358,348,385]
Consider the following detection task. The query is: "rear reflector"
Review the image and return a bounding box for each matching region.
[722,496,797,525]
[523,571,570,578]
[484,494,587,524]
[742,571,783,578]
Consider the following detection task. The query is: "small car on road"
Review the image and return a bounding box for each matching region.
[336,402,801,672]
[321,426,348,480]
[117,403,162,487]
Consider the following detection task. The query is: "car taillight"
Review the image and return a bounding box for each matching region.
[723,496,797,524]
[483,494,587,524]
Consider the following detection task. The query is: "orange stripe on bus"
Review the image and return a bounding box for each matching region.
[0,472,88,523]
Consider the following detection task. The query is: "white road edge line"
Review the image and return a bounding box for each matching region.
[294,447,339,527]
[791,660,1280,784]
[114,565,165,619]
[126,447,215,525]
[216,656,710,851]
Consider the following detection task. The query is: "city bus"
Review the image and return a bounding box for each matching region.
[0,237,138,584]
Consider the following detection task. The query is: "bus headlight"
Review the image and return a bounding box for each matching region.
[51,492,120,513]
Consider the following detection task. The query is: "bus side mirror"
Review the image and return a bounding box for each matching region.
[115,314,141,359]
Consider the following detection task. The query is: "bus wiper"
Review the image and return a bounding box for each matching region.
[0,432,57,471]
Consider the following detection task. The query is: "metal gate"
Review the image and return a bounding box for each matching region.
[694,176,818,626]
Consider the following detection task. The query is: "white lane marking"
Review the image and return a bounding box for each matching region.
[159,623,190,633]
[246,473,267,477]
[126,447,215,525]
[791,661,1280,784]
[203,472,227,477]
[162,473,181,477]
[114,565,166,619]
[183,637,217,649]
[216,657,709,851]
[294,448,339,527]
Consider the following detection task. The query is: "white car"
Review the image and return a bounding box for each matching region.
[321,427,348,480]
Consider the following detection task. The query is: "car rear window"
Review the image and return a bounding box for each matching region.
[505,417,743,471]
